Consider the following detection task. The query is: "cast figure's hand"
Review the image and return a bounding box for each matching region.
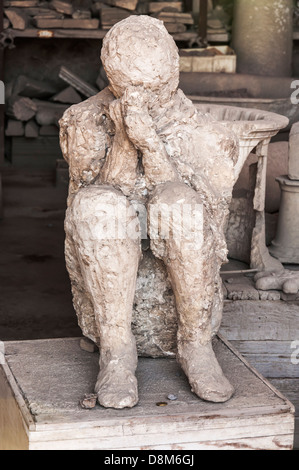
[121,86,157,152]
[100,97,139,193]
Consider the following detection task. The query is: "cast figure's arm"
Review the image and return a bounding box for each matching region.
[121,87,180,189]
[99,99,139,195]
[59,90,114,196]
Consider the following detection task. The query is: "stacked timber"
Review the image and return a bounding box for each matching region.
[3,0,194,35]
[4,0,100,30]
[4,67,107,168]
[149,3,194,34]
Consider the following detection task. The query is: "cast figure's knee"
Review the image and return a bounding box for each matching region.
[66,185,140,242]
[148,182,204,258]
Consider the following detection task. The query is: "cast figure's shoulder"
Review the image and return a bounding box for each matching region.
[60,87,114,125]
[59,88,115,191]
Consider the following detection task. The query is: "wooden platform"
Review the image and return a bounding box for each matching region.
[220,298,299,449]
[0,336,295,450]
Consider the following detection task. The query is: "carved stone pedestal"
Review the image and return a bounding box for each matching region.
[270,176,299,264]
[0,337,295,450]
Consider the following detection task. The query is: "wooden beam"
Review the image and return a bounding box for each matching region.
[198,0,208,45]
[7,27,106,39]
[5,27,200,42]
[4,8,29,30]
[0,1,4,219]
[59,66,98,98]
[0,0,5,168]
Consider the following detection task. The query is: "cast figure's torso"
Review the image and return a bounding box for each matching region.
[60,87,238,212]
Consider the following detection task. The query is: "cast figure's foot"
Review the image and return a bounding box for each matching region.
[95,362,138,409]
[177,340,234,403]
[254,269,299,295]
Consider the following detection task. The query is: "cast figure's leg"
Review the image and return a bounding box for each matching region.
[148,182,234,403]
[65,185,141,409]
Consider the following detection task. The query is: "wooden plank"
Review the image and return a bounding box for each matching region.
[270,379,298,450]
[6,28,195,41]
[148,2,182,13]
[100,6,132,28]
[72,9,91,19]
[4,8,28,30]
[25,120,39,138]
[154,12,194,24]
[219,334,296,406]
[33,18,100,29]
[0,174,3,219]
[6,96,37,121]
[164,23,186,34]
[0,357,35,452]
[29,410,294,441]
[0,367,30,450]
[11,136,62,169]
[207,32,229,43]
[50,0,74,16]
[171,31,197,41]
[5,119,24,136]
[228,341,299,379]
[198,0,208,44]
[0,0,4,168]
[100,435,294,451]
[55,159,69,187]
[51,86,82,105]
[13,74,56,99]
[33,101,69,127]
[221,300,299,341]
[11,136,61,157]
[21,7,64,18]
[104,0,138,11]
[3,18,10,29]
[59,66,98,98]
[220,299,298,449]
[4,0,38,6]
[28,415,295,450]
[8,27,106,39]
[270,379,299,410]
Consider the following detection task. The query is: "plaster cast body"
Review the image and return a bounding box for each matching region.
[60,16,242,409]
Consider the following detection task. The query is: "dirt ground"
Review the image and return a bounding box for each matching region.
[0,168,82,341]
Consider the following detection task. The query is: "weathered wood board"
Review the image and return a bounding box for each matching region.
[0,336,295,450]
[11,136,62,169]
[220,299,299,449]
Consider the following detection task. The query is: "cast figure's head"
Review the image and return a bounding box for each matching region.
[101,15,180,103]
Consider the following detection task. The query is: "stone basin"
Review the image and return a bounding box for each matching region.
[193,103,289,273]
[193,103,289,179]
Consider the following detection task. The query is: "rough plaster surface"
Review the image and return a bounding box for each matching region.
[60,16,246,409]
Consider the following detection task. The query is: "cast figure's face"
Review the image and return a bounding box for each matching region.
[101,16,180,103]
